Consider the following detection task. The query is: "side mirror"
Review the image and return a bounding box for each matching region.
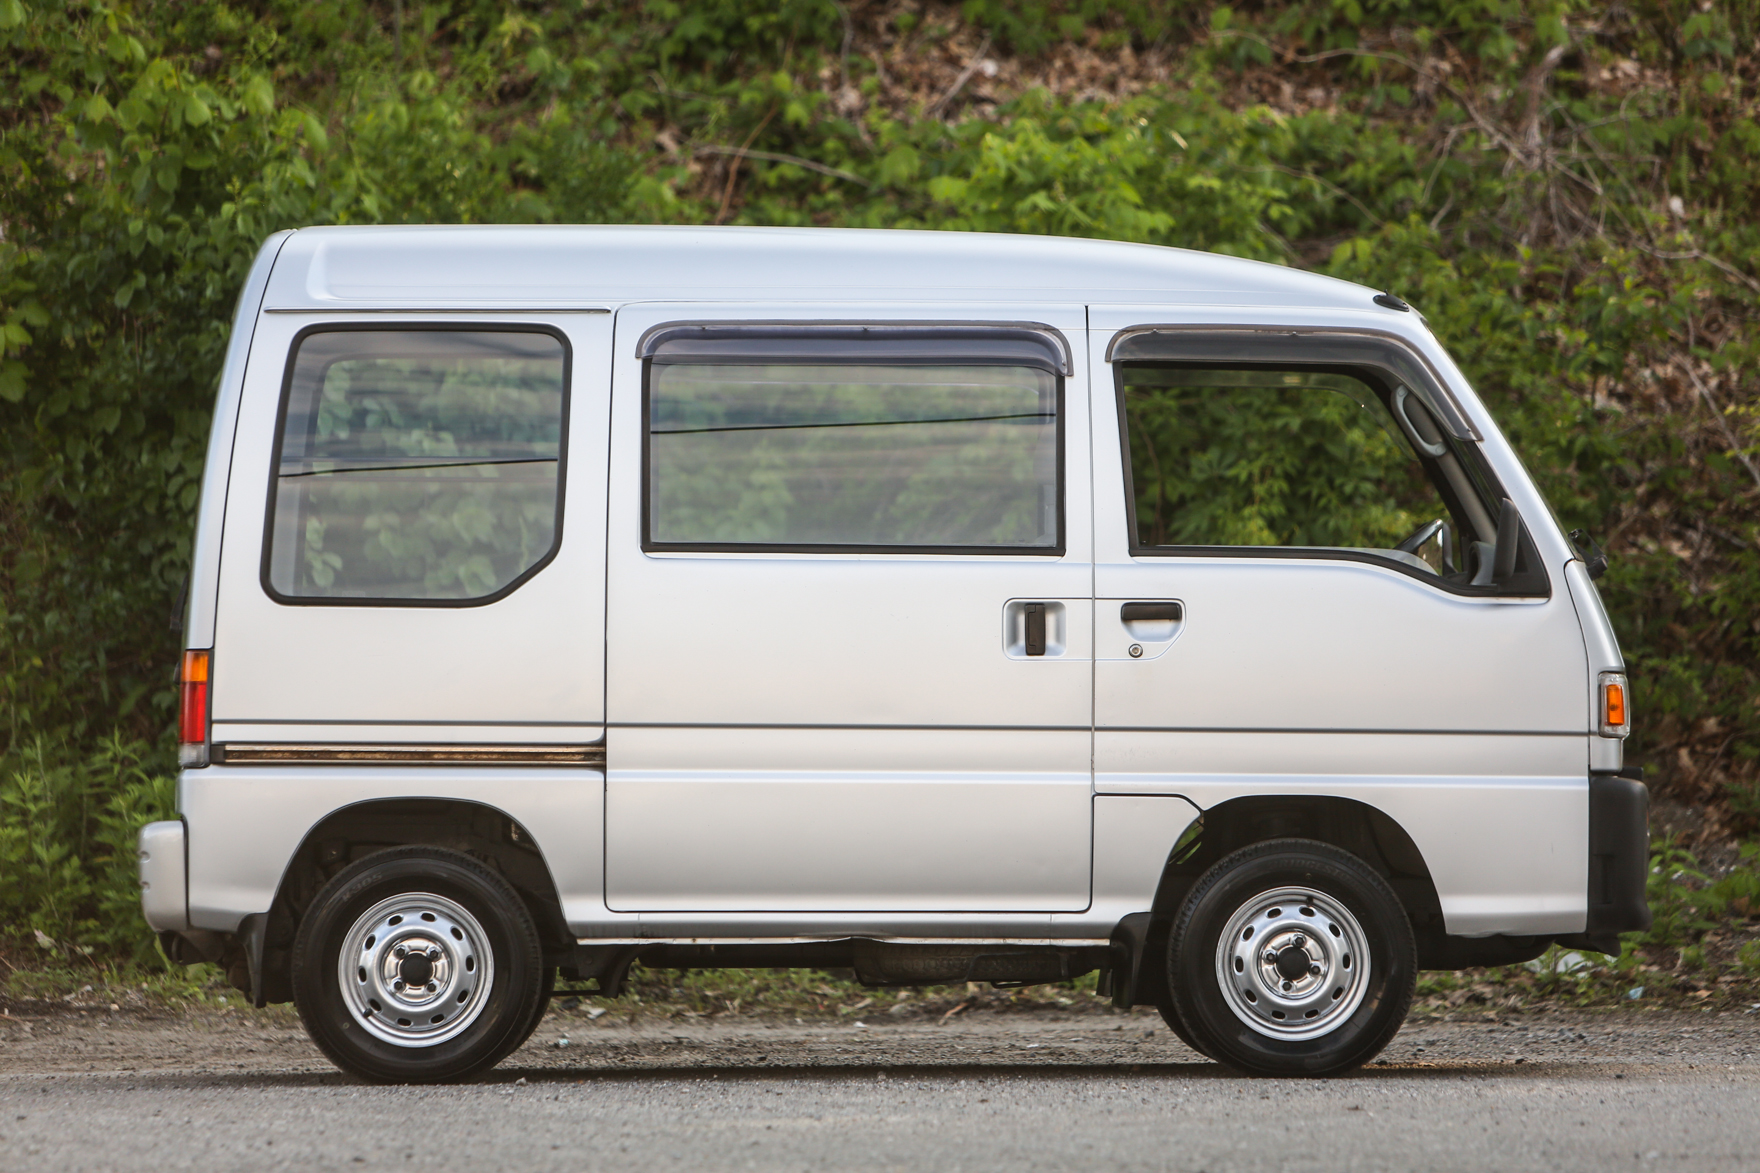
[1569,528,1609,581]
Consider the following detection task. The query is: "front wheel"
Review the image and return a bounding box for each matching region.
[292,846,546,1083]
[1167,839,1415,1076]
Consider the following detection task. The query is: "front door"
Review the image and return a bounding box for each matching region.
[603,307,1094,913]
[1087,314,1591,934]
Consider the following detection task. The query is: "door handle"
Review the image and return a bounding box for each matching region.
[1121,601,1182,622]
[1024,603,1046,656]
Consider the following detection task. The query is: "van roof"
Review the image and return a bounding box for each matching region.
[262,225,1385,312]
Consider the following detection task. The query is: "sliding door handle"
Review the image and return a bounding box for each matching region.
[1121,601,1182,622]
[1024,603,1046,656]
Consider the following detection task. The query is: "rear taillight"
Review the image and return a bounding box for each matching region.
[1599,671,1630,739]
[179,649,210,766]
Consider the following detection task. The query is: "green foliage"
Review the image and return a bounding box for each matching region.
[958,0,1181,55]
[0,737,174,963]
[643,0,841,67]
[1640,840,1760,950]
[913,96,1291,252]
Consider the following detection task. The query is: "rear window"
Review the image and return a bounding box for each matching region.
[645,359,1060,552]
[264,327,568,604]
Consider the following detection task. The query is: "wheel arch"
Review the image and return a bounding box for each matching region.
[248,797,572,1005]
[1126,794,1445,1007]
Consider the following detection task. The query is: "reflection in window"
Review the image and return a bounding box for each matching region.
[267,330,566,601]
[647,363,1059,549]
[1121,367,1451,569]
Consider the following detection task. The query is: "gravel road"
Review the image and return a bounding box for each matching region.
[2,1004,1757,1172]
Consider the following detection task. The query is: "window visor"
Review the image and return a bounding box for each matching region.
[1106,327,1478,441]
[637,321,1073,376]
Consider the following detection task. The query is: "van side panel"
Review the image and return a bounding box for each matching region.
[208,312,611,736]
[1090,795,1200,926]
[180,767,602,932]
[606,728,1092,913]
[1095,735,1590,935]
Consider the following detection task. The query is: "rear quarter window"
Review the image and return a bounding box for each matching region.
[263,326,569,604]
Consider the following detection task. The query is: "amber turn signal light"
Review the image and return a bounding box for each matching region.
[1599,672,1630,739]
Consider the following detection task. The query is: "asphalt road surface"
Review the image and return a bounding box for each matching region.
[3,1004,1758,1172]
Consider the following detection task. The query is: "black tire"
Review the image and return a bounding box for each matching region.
[490,963,555,1066]
[292,846,546,1084]
[1167,839,1415,1077]
[1155,993,1215,1060]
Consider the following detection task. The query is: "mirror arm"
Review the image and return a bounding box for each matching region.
[1492,498,1520,583]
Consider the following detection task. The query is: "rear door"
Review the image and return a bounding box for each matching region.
[602,307,1094,913]
[211,315,611,749]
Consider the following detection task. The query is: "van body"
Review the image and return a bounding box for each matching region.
[140,226,1648,1080]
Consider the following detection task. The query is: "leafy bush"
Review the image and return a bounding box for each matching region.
[0,737,174,963]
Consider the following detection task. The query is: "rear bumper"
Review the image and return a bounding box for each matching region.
[138,820,189,932]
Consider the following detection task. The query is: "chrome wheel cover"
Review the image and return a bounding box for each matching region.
[338,892,494,1048]
[1214,886,1371,1042]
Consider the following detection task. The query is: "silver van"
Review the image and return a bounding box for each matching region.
[139,225,1649,1081]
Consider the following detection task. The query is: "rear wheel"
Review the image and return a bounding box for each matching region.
[1167,839,1415,1077]
[292,846,545,1083]
[490,963,555,1065]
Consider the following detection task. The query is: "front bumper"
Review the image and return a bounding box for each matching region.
[1568,771,1651,952]
[1587,772,1651,933]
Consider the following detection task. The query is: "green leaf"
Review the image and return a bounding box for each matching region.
[878,146,920,186]
[242,74,275,117]
[926,176,968,203]
[0,361,24,403]
[0,0,26,30]
[182,94,211,128]
[301,112,329,151]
